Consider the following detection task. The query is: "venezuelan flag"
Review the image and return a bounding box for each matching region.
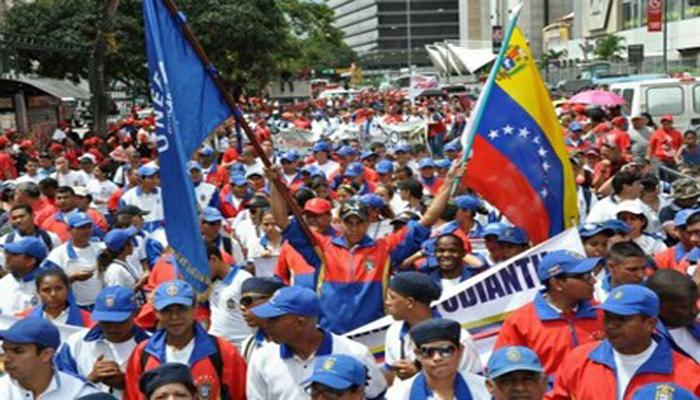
[460,6,578,243]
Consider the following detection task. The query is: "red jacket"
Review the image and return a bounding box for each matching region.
[495,292,604,377]
[654,243,691,273]
[549,338,700,399]
[124,323,247,400]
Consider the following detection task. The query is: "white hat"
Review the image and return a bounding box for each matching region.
[616,199,648,221]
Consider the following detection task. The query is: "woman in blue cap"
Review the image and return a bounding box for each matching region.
[98,227,147,298]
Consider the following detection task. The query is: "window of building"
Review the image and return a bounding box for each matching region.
[693,85,700,113]
[622,0,645,29]
[646,86,684,116]
[622,89,635,108]
[684,0,700,19]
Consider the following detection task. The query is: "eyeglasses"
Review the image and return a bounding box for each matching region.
[557,272,593,281]
[304,383,356,399]
[418,344,457,359]
[240,295,271,307]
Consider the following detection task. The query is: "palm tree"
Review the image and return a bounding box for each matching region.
[594,34,626,61]
[539,49,568,69]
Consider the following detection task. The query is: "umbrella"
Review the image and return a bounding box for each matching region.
[569,90,626,106]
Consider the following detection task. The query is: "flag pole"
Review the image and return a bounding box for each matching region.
[159,0,316,243]
[449,2,524,195]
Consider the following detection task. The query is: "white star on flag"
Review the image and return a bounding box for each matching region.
[502,125,514,135]
[538,147,548,157]
[488,130,499,140]
[518,127,530,138]
[540,188,548,198]
[542,161,551,171]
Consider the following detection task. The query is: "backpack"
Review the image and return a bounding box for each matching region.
[140,334,230,400]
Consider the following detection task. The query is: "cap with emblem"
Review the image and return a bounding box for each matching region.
[631,383,697,400]
[672,178,700,201]
[302,355,368,390]
[92,286,138,322]
[251,286,321,318]
[139,363,196,398]
[488,346,544,379]
[597,284,659,317]
[339,200,369,221]
[67,211,93,228]
[389,272,442,305]
[410,318,461,347]
[154,280,195,311]
[0,317,60,349]
[497,227,529,245]
[104,226,138,252]
[536,250,601,282]
[3,237,48,262]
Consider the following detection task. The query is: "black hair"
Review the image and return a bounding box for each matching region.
[10,203,33,215]
[639,173,659,193]
[36,268,70,290]
[15,182,41,199]
[440,203,458,221]
[436,233,466,251]
[611,170,642,195]
[645,269,697,301]
[38,177,58,190]
[205,241,221,259]
[294,187,316,208]
[398,178,423,200]
[687,212,700,227]
[608,241,646,264]
[684,130,697,138]
[56,186,75,196]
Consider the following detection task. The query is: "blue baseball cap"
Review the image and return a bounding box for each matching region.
[337,145,358,158]
[568,121,583,132]
[597,284,659,317]
[104,226,138,252]
[230,174,248,186]
[481,222,508,239]
[198,146,214,157]
[632,383,697,400]
[154,280,195,311]
[375,159,394,175]
[92,286,138,322]
[359,194,386,209]
[360,150,377,161]
[454,195,483,211]
[302,355,367,390]
[187,161,202,172]
[444,140,462,152]
[137,165,159,177]
[3,237,48,261]
[229,163,246,176]
[488,346,544,379]
[312,142,330,153]
[578,222,615,239]
[67,211,93,228]
[435,159,451,169]
[673,208,700,228]
[0,317,60,349]
[603,219,632,235]
[393,144,410,154]
[344,162,364,178]
[497,227,529,245]
[251,286,321,318]
[280,151,299,163]
[201,206,223,223]
[536,250,601,282]
[418,157,435,169]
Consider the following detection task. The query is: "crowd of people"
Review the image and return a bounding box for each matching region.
[0,88,697,399]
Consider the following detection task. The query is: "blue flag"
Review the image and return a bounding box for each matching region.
[143,0,232,293]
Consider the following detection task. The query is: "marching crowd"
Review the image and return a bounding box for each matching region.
[0,90,697,400]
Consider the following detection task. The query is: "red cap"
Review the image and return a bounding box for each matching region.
[0,136,7,147]
[49,143,64,153]
[660,115,673,123]
[304,198,332,215]
[573,104,586,113]
[19,140,33,149]
[611,116,627,127]
[593,122,610,133]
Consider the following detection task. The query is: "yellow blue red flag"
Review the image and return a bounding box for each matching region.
[460,5,578,243]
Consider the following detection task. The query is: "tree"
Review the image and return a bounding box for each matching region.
[538,49,567,69]
[594,34,626,61]
[92,0,121,137]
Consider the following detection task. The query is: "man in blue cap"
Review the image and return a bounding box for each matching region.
[279,151,303,188]
[496,250,605,378]
[43,211,105,309]
[417,157,443,196]
[444,140,462,162]
[479,222,508,266]
[124,280,247,400]
[311,141,339,178]
[118,165,164,233]
[392,144,416,171]
[486,346,547,400]
[0,236,48,314]
[302,355,367,400]
[375,159,394,185]
[220,173,252,219]
[55,286,150,397]
[247,286,387,399]
[551,284,700,399]
[188,161,220,211]
[497,227,531,260]
[332,161,375,195]
[199,206,240,264]
[0,317,100,398]
[387,318,489,399]
[655,208,699,272]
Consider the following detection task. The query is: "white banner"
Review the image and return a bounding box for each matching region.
[409,74,439,103]
[344,228,584,365]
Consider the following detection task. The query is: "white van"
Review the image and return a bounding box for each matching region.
[609,77,700,131]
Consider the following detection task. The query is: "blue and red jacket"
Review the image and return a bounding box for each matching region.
[275,226,337,290]
[124,323,247,400]
[549,337,700,399]
[419,176,444,196]
[654,242,692,273]
[284,219,429,333]
[495,292,605,378]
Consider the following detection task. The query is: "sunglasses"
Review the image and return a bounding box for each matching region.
[304,384,354,399]
[557,272,593,281]
[418,344,457,359]
[240,294,271,307]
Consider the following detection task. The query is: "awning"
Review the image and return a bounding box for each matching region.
[446,44,496,74]
[12,76,90,101]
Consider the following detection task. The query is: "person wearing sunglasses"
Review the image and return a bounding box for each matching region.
[386,318,489,399]
[486,346,547,400]
[494,250,605,379]
[238,276,285,362]
[302,355,367,400]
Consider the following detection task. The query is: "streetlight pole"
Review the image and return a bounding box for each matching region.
[406,0,412,69]
[662,0,668,75]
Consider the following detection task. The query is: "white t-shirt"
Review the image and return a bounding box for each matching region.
[165,338,195,365]
[208,268,253,348]
[103,260,139,287]
[45,242,105,306]
[53,170,90,188]
[613,341,657,399]
[86,179,118,214]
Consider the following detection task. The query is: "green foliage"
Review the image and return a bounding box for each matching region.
[538,49,567,69]
[2,0,355,94]
[594,34,626,62]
